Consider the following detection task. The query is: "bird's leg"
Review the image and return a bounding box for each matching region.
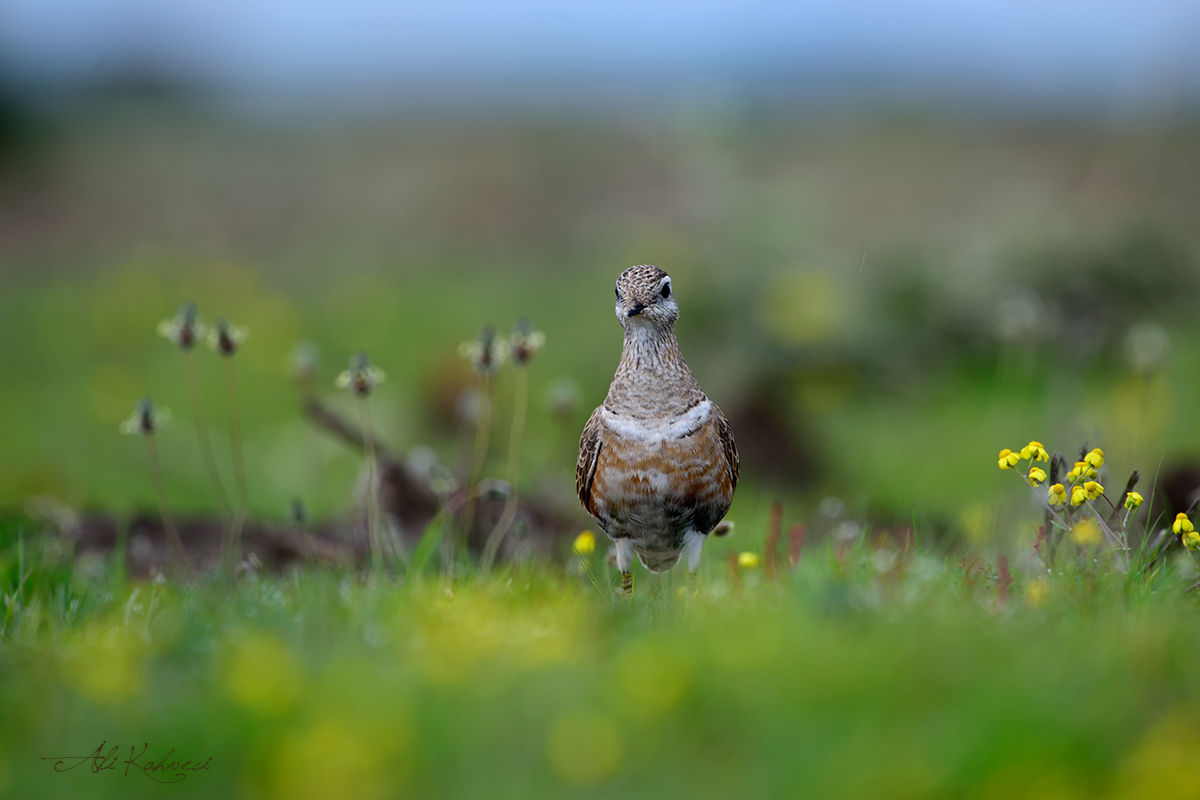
[683,530,705,596]
[615,538,636,599]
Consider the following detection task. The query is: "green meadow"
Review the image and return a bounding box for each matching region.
[3,106,1200,798]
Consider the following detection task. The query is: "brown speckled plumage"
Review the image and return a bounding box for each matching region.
[577,265,738,578]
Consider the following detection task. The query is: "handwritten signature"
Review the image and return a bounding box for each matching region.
[41,742,213,783]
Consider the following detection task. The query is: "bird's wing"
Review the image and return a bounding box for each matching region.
[687,402,739,535]
[576,406,604,517]
[714,402,739,492]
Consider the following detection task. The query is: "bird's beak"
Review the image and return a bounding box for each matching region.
[627,303,646,317]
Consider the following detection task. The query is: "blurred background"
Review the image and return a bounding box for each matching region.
[2,0,1199,546]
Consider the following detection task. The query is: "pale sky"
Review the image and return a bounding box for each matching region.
[2,1,1197,106]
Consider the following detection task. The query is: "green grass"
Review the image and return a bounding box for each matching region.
[3,516,1200,799]
[4,110,1200,799]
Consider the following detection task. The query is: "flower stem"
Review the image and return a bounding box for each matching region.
[299,518,315,565]
[1101,494,1124,523]
[1088,502,1128,553]
[469,373,493,487]
[224,357,248,568]
[481,365,528,572]
[184,351,230,516]
[1021,476,1070,531]
[573,549,604,597]
[225,359,248,508]
[144,434,193,578]
[358,395,383,575]
[456,373,492,580]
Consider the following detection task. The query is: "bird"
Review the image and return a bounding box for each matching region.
[576,265,739,597]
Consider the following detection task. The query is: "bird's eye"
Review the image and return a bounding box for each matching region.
[661,283,671,299]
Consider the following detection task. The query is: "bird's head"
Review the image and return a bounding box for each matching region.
[614,265,678,332]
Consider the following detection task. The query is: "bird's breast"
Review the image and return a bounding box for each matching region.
[592,401,732,519]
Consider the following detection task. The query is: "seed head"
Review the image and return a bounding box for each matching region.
[290,341,319,388]
[1070,485,1088,506]
[157,302,205,351]
[1084,480,1104,500]
[1027,467,1047,486]
[1124,492,1143,512]
[998,449,1020,470]
[120,397,170,436]
[458,325,506,375]
[1173,512,1194,535]
[335,351,386,397]
[289,497,309,528]
[1084,448,1104,470]
[509,318,546,366]
[1124,321,1169,374]
[208,317,248,358]
[995,291,1045,342]
[545,378,580,421]
[1047,483,1067,506]
[428,462,459,496]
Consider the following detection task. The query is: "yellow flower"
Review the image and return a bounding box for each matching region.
[1173,513,1194,535]
[573,531,596,556]
[1020,441,1049,462]
[1048,484,1067,506]
[1186,531,1200,551]
[271,717,396,800]
[1025,579,1049,608]
[998,449,1020,470]
[1027,467,1047,486]
[1070,485,1088,506]
[1067,461,1095,481]
[1084,448,1104,469]
[66,624,147,702]
[737,552,760,569]
[224,634,301,713]
[1124,492,1143,511]
[1071,518,1102,546]
[546,710,623,786]
[1084,481,1104,500]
